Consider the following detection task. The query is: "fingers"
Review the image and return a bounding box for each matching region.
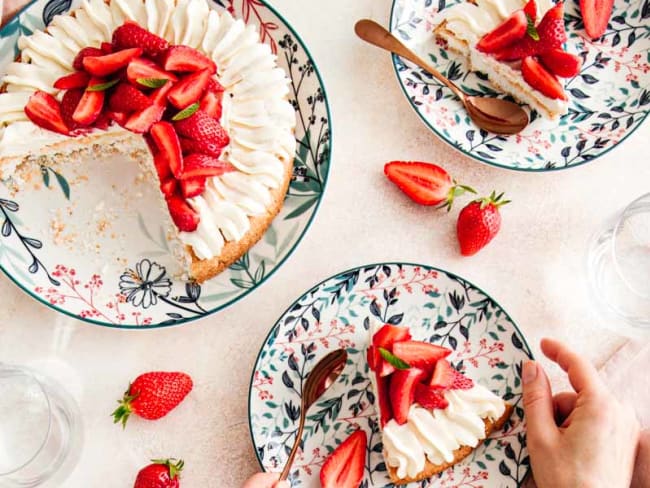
[273,481,291,488]
[540,338,604,394]
[522,360,557,447]
[553,391,577,425]
[241,472,288,488]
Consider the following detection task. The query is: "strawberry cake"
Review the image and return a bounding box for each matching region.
[432,0,582,118]
[0,0,296,282]
[367,324,513,484]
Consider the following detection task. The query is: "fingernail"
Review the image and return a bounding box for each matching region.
[522,361,538,384]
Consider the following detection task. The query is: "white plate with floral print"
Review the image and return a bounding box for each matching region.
[0,0,331,328]
[249,263,534,487]
[390,0,649,171]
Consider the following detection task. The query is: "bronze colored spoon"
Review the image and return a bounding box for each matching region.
[354,19,529,135]
[279,349,348,481]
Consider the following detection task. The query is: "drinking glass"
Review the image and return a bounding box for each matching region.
[0,364,83,487]
[587,193,650,336]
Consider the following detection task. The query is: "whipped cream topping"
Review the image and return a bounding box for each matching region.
[0,0,296,261]
[382,384,506,479]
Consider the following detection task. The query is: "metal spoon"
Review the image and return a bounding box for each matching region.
[354,19,529,135]
[278,348,348,481]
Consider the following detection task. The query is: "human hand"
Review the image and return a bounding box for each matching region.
[522,338,640,488]
[241,472,290,488]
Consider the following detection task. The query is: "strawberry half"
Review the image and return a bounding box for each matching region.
[167,68,212,109]
[540,48,582,78]
[524,0,537,22]
[83,47,143,77]
[174,110,229,147]
[112,21,170,58]
[163,45,216,73]
[150,122,183,179]
[457,192,510,256]
[476,9,528,53]
[180,177,207,199]
[167,195,200,232]
[72,77,105,126]
[580,0,614,39]
[320,430,367,488]
[389,367,427,424]
[53,71,90,90]
[179,137,224,158]
[60,89,84,131]
[180,154,234,180]
[124,104,165,133]
[372,324,411,350]
[24,91,69,135]
[376,372,393,427]
[451,369,474,390]
[522,56,567,100]
[391,341,452,372]
[199,90,223,119]
[108,82,153,113]
[429,359,456,389]
[126,58,178,86]
[154,150,173,181]
[160,178,178,198]
[72,47,103,71]
[384,161,473,208]
[414,383,449,410]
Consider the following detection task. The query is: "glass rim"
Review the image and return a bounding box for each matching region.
[0,364,53,477]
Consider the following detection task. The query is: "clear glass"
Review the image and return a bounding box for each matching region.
[0,364,83,487]
[587,193,650,336]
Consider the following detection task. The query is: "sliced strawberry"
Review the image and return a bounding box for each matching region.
[320,430,367,488]
[150,122,183,179]
[199,91,223,119]
[524,0,537,22]
[72,78,105,126]
[124,104,165,133]
[150,81,175,106]
[160,178,178,197]
[163,45,216,74]
[522,56,567,100]
[372,324,412,350]
[495,3,567,60]
[153,150,173,181]
[376,372,393,427]
[108,82,152,113]
[392,341,452,372]
[60,89,84,131]
[540,48,582,77]
[367,345,380,371]
[167,69,212,109]
[179,137,224,158]
[112,21,170,58]
[414,383,449,410]
[73,47,104,71]
[451,369,474,390]
[580,0,613,39]
[206,77,225,94]
[25,91,69,135]
[476,9,528,53]
[166,195,199,232]
[83,47,143,77]
[107,110,129,126]
[174,110,229,147]
[126,58,178,86]
[429,359,456,389]
[93,111,112,130]
[53,71,90,90]
[100,42,113,54]
[367,345,396,376]
[180,177,207,198]
[180,154,234,180]
[384,161,467,207]
[389,367,427,425]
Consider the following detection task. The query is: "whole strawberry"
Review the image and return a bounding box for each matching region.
[112,372,193,427]
[456,192,510,256]
[134,459,183,488]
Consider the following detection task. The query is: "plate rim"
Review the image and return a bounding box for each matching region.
[388,0,650,173]
[0,0,334,329]
[247,260,535,484]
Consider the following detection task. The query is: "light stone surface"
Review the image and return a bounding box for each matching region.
[0,0,648,487]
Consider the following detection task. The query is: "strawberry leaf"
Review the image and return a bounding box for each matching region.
[86,79,119,92]
[526,14,540,40]
[172,102,200,121]
[137,78,169,89]
[379,347,410,370]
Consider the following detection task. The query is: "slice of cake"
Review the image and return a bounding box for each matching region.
[0,0,296,282]
[367,324,513,484]
[431,0,581,118]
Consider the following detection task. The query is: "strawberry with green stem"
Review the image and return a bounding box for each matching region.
[133,458,183,488]
[456,191,510,256]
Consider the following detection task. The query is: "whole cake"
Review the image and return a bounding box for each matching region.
[0,0,297,282]
[367,324,512,484]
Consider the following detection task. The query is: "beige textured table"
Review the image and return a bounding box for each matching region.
[0,0,648,486]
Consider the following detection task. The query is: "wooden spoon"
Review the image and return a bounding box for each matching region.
[355,19,529,135]
[278,349,348,481]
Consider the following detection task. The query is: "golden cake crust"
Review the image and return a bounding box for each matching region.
[387,402,514,485]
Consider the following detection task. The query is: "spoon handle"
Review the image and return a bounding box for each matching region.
[278,401,307,481]
[354,19,465,101]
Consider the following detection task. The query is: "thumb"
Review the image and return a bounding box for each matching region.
[272,482,290,488]
[522,360,557,449]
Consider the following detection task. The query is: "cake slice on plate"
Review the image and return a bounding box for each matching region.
[367,324,513,484]
[431,0,581,118]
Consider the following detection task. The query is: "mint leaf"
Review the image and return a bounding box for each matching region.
[526,14,540,41]
[379,347,410,370]
[136,78,169,89]
[172,103,200,121]
[86,79,119,92]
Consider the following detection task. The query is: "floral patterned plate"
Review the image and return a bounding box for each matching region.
[249,263,533,487]
[390,0,649,171]
[0,0,331,327]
